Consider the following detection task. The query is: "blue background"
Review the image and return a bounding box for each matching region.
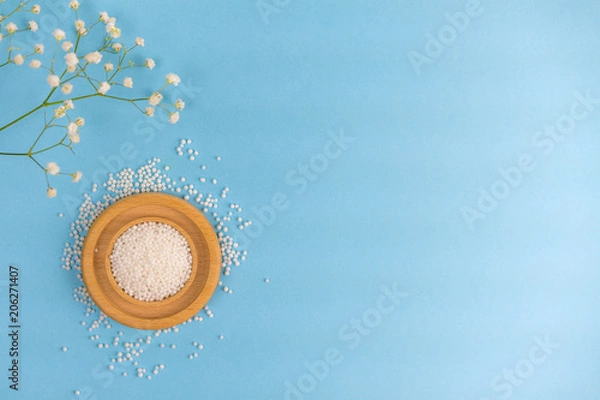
[1,0,599,399]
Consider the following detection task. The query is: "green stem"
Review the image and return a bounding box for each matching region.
[0,103,44,132]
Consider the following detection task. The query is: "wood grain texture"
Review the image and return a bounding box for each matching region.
[81,193,221,330]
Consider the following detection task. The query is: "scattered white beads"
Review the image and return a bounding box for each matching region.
[61,143,254,386]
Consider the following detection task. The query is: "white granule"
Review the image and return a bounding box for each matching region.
[110,222,193,302]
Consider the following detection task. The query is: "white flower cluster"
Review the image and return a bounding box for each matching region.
[0,2,41,68]
[0,1,187,198]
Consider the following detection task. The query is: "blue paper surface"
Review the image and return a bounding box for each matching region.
[0,1,599,399]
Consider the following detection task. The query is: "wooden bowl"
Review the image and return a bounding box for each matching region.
[81,193,221,330]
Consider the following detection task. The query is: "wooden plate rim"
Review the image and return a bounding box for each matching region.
[81,192,221,330]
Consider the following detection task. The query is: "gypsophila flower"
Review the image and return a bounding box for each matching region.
[166,73,181,86]
[65,52,78,68]
[106,17,116,30]
[52,28,66,41]
[46,162,60,175]
[1,3,187,196]
[67,122,78,135]
[97,82,111,95]
[47,75,60,87]
[84,51,102,64]
[61,83,73,94]
[106,18,121,38]
[54,106,66,118]
[69,132,80,143]
[148,92,163,106]
[62,41,73,52]
[169,112,180,124]
[28,21,38,32]
[5,22,17,34]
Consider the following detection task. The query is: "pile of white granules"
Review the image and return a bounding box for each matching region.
[110,222,193,302]
[59,139,256,394]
